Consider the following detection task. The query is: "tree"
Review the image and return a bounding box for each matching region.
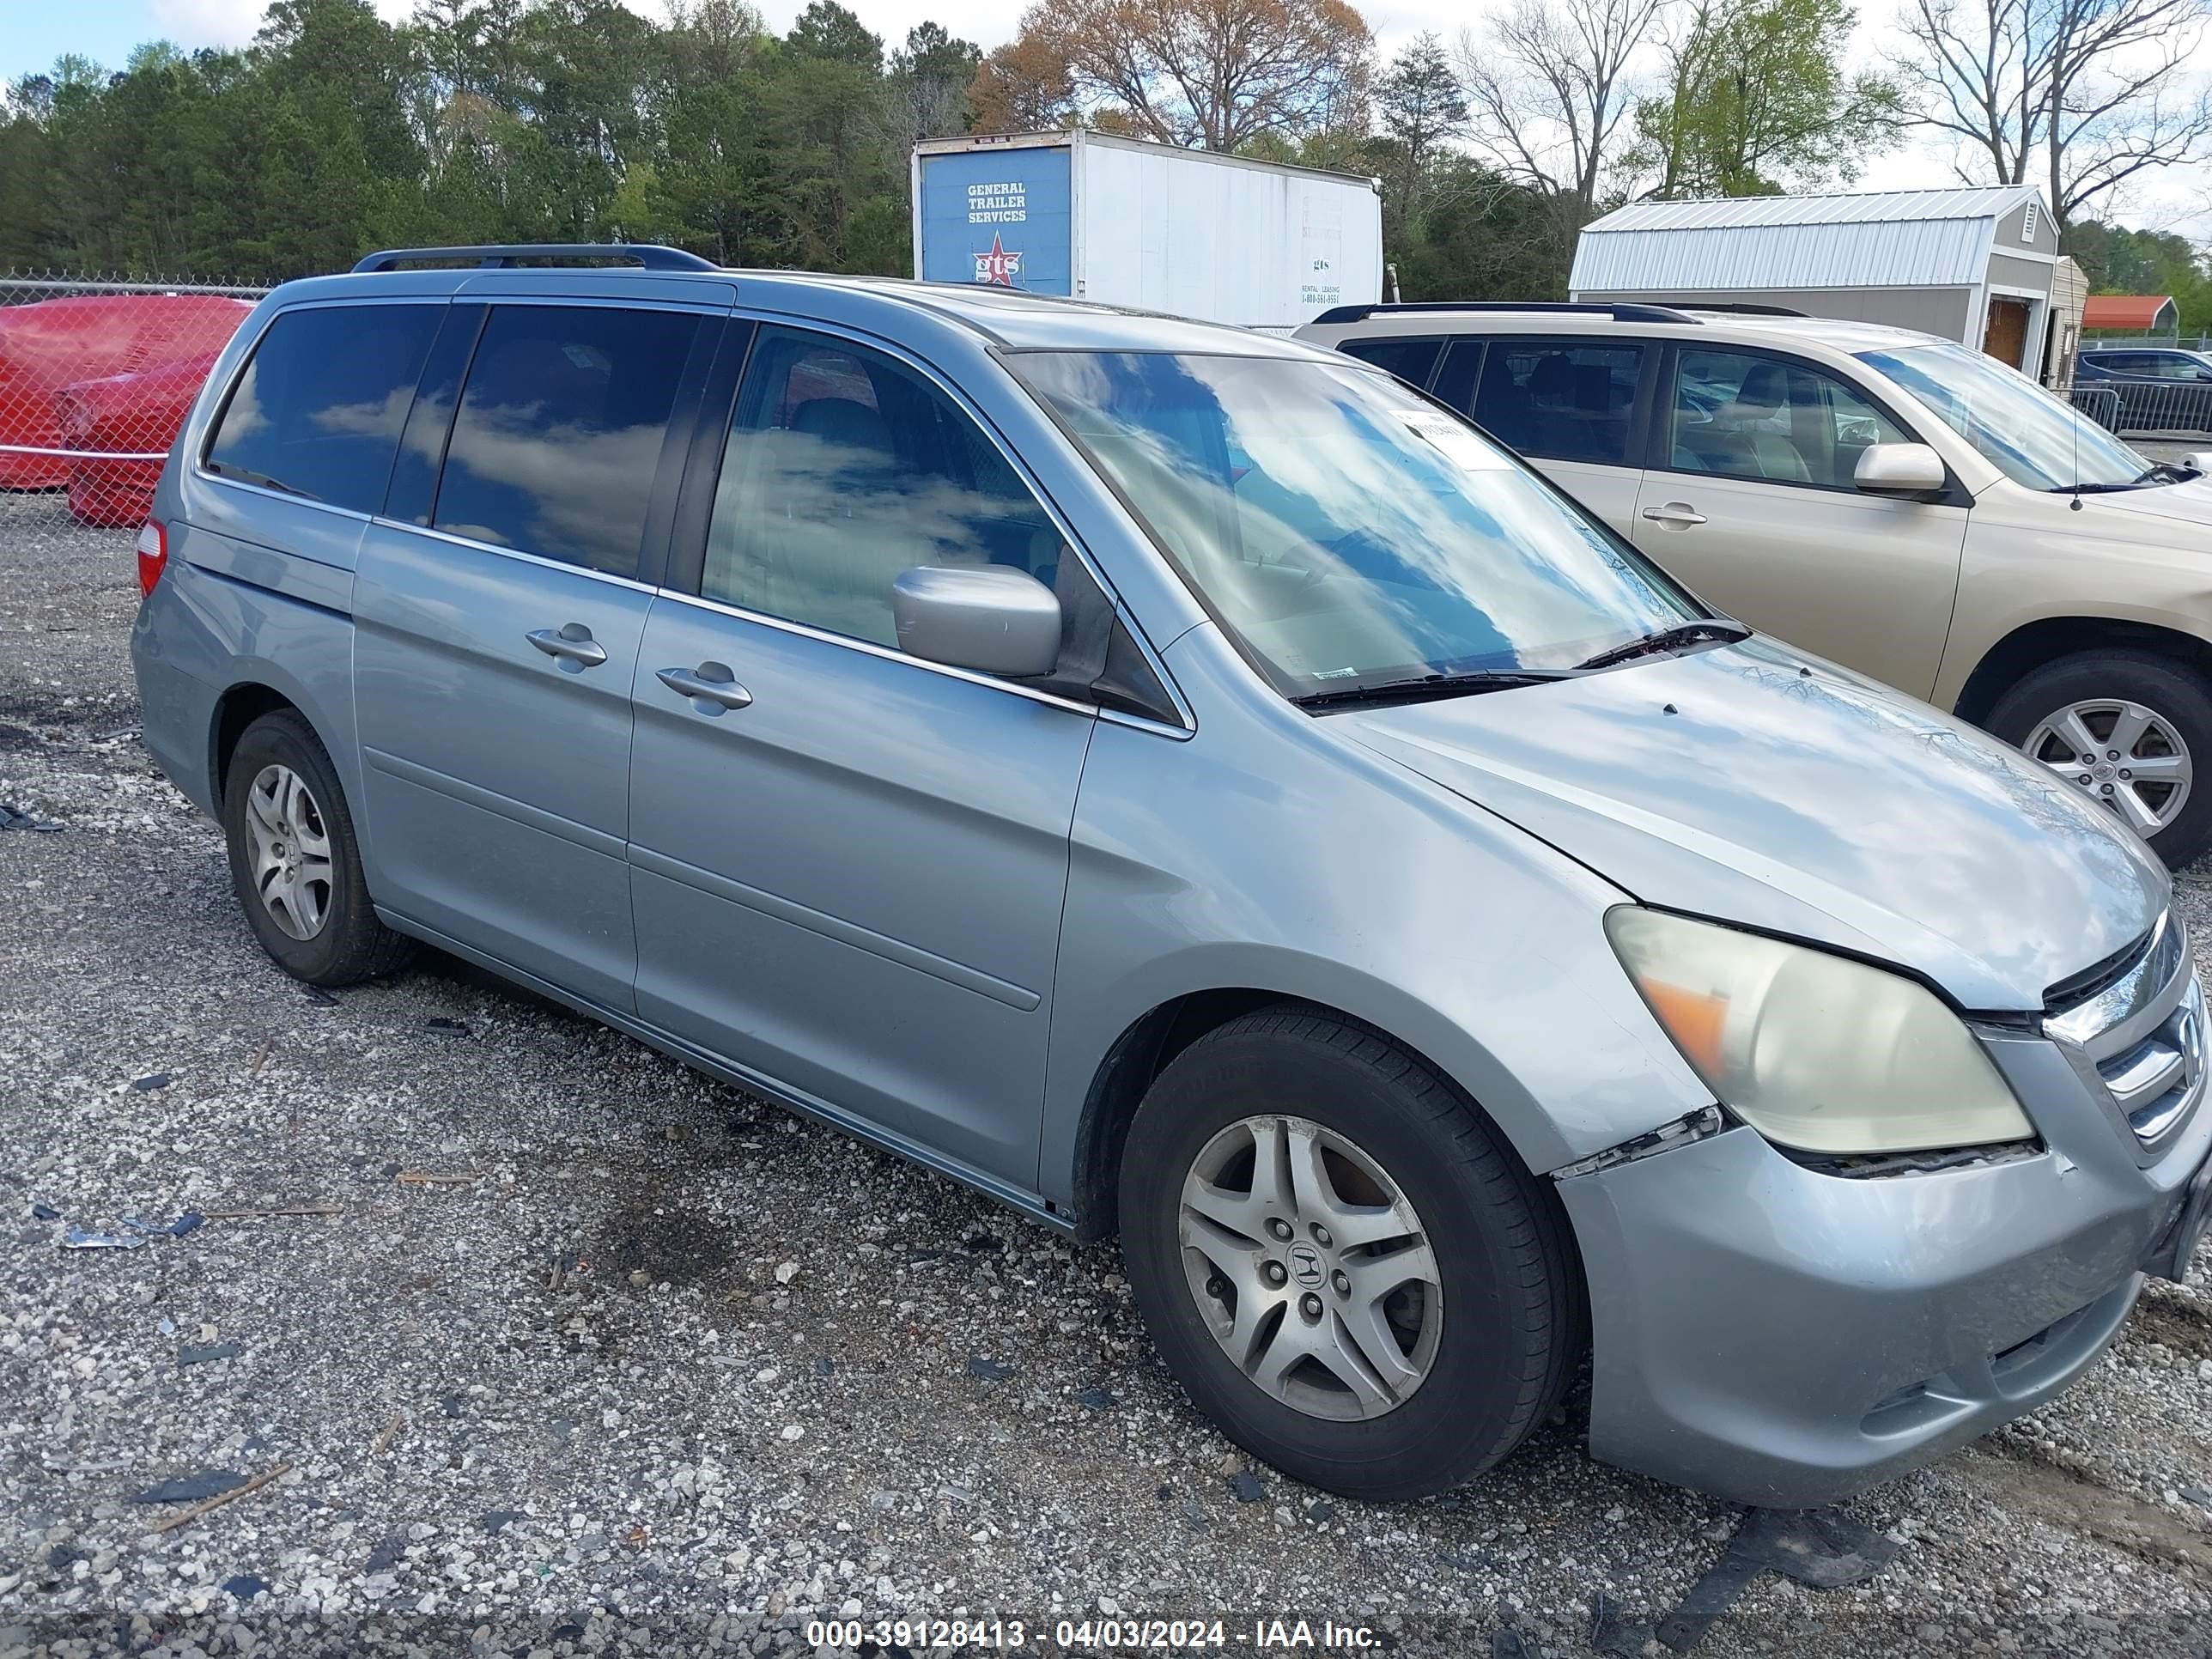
[1456,0,1664,260]
[1372,33,1464,236]
[1893,0,2212,230]
[994,0,1374,151]
[969,34,1076,133]
[1634,0,1901,196]
[888,21,981,151]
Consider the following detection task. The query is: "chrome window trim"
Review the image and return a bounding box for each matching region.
[370,519,662,595]
[720,307,1196,737]
[191,471,377,523]
[650,586,1190,738]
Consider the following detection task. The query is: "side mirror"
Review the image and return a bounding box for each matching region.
[2184,451,2212,475]
[892,565,1062,678]
[1854,442,1947,497]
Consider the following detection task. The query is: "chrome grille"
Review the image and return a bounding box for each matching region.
[2043,910,2205,1150]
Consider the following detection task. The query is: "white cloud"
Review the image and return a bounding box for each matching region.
[147,0,270,48]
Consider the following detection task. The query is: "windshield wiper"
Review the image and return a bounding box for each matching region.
[1571,619,1749,672]
[1293,669,1568,710]
[2136,462,2197,484]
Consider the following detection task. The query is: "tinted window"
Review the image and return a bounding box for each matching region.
[1431,339,1484,416]
[205,303,440,513]
[702,325,1060,652]
[1339,337,1442,388]
[1470,341,1644,465]
[1668,349,1910,489]
[434,305,702,577]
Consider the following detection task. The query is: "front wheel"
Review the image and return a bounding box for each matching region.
[1116,1006,1580,1501]
[1987,650,2212,869]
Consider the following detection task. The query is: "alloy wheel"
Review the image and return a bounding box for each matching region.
[242,763,335,940]
[2024,697,2193,837]
[1176,1114,1442,1421]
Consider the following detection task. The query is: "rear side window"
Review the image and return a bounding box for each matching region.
[433,304,702,578]
[204,304,441,514]
[1465,341,1646,465]
[1339,336,1442,388]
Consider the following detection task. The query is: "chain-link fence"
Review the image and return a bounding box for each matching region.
[2060,378,2212,441]
[0,273,267,531]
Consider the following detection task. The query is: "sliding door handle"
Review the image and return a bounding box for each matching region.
[526,623,609,668]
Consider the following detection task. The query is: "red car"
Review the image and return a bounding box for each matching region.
[0,294,251,512]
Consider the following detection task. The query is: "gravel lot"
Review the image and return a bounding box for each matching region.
[5,491,2212,1658]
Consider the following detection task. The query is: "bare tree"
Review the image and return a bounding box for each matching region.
[1893,0,2212,228]
[1456,0,1668,258]
[999,0,1373,151]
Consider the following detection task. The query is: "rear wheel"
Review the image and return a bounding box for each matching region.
[1987,650,2212,868]
[222,710,414,986]
[1116,1006,1579,1501]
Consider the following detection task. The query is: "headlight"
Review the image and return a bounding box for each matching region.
[1605,907,2034,1155]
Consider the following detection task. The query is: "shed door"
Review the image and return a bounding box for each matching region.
[1983,297,2029,368]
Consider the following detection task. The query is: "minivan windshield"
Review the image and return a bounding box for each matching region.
[1854,341,2154,492]
[1010,351,1698,701]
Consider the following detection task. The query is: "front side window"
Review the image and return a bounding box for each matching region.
[434,304,702,577]
[1667,349,1911,489]
[702,325,1061,651]
[1465,341,1645,465]
[1010,350,1696,699]
[205,303,440,513]
[1858,340,2152,490]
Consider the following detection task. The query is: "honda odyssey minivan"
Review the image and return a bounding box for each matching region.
[132,246,2212,1509]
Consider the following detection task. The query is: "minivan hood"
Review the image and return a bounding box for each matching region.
[1343,641,2166,1012]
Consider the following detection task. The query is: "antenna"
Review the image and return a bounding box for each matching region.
[2070,382,2083,511]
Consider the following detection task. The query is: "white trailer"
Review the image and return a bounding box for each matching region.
[911,130,1383,331]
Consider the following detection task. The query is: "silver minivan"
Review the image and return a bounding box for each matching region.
[132,246,2212,1509]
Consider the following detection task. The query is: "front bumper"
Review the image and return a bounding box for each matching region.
[1558,1076,2212,1509]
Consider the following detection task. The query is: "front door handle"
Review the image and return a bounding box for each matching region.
[1640,501,1708,528]
[657,662,753,714]
[526,623,609,669]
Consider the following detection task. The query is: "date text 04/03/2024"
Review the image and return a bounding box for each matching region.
[803,1619,1383,1650]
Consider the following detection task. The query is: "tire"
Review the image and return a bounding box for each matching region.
[1985,650,2212,869]
[222,709,414,986]
[1116,1005,1579,1502]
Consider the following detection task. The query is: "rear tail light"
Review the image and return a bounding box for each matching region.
[137,520,168,598]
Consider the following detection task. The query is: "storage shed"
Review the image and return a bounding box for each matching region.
[2081,295,2179,335]
[1568,185,2060,374]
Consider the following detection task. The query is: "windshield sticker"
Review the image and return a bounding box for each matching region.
[1401,412,1510,471]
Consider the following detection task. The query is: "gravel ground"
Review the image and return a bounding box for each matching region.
[5,491,2212,1659]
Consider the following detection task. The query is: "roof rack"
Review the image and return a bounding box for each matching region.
[352,243,719,273]
[1310,301,1700,326]
[1680,302,1807,318]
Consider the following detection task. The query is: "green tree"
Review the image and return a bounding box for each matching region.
[1632,0,1902,198]
[1370,33,1463,246]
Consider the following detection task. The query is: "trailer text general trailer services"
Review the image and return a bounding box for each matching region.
[911,131,1384,331]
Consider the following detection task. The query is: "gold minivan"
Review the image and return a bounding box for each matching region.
[1297,304,2212,866]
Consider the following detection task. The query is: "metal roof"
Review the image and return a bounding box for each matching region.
[2081,294,2178,330]
[1570,185,2045,294]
